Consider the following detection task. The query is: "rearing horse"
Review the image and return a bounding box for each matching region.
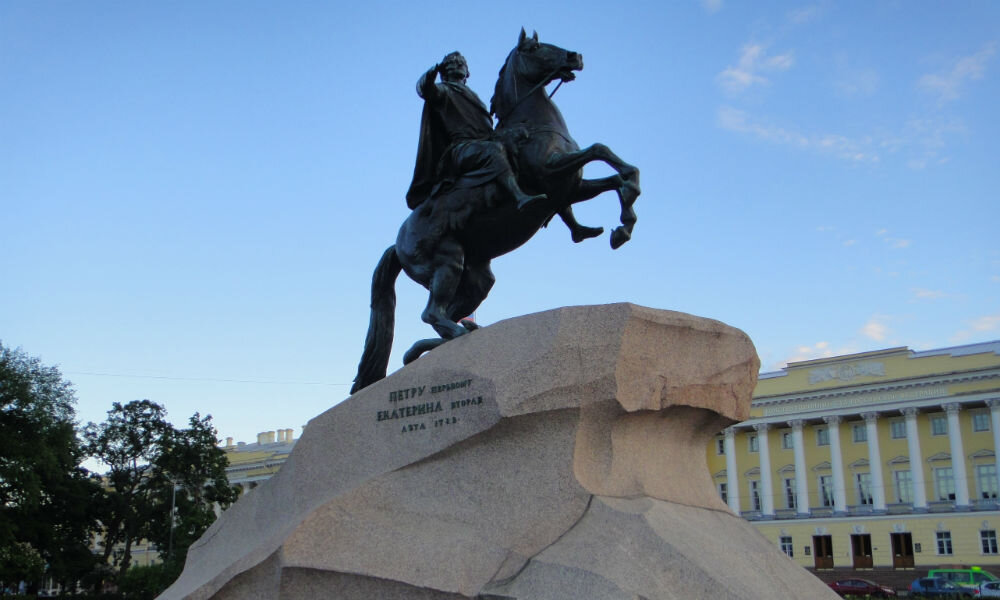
[351,30,641,393]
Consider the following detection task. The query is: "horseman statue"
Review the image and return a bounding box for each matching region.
[352,29,641,393]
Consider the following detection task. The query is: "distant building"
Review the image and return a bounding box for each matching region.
[222,428,298,495]
[706,341,1000,575]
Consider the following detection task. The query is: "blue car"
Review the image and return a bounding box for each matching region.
[910,577,974,598]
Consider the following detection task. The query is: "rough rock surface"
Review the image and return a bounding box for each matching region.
[159,303,838,600]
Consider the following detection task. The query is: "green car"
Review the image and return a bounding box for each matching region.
[928,567,1000,589]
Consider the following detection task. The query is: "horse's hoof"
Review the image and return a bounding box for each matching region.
[571,225,604,243]
[460,318,480,331]
[610,226,631,249]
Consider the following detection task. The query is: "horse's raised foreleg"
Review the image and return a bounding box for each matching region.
[547,144,640,249]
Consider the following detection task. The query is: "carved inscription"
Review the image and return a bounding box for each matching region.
[377,378,485,434]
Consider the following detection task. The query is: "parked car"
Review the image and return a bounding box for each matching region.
[910,577,975,598]
[828,578,896,597]
[981,580,1000,598]
[931,567,1000,590]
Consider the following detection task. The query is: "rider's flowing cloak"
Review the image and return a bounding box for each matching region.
[406,81,503,210]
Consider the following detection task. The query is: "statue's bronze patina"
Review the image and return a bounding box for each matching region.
[352,30,641,393]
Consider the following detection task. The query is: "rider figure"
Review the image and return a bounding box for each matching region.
[406,52,546,211]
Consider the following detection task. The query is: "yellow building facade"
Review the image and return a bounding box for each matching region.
[706,341,1000,573]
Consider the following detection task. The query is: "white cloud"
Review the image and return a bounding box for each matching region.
[861,316,889,341]
[717,106,879,162]
[843,239,857,247]
[717,44,795,93]
[700,0,723,14]
[972,314,1000,332]
[912,288,946,300]
[834,67,879,97]
[788,5,824,25]
[885,237,911,249]
[772,340,860,370]
[950,313,1000,343]
[875,229,888,236]
[919,42,997,103]
[779,341,836,366]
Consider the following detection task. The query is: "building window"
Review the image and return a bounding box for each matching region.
[973,412,991,432]
[935,467,956,501]
[982,530,999,554]
[937,531,953,555]
[931,415,948,436]
[890,420,906,439]
[718,482,728,504]
[749,435,759,453]
[853,424,867,443]
[894,470,913,504]
[816,427,829,446]
[819,475,834,507]
[750,480,762,511]
[856,472,873,505]
[977,464,998,500]
[716,437,725,455]
[781,432,793,449]
[780,536,794,557]
[784,477,796,509]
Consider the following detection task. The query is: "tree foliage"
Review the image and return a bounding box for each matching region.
[146,413,238,565]
[84,401,236,582]
[83,400,169,578]
[0,342,101,590]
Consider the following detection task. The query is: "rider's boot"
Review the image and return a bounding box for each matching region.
[501,174,547,211]
[559,207,604,242]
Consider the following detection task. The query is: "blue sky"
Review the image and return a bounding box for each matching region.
[2,1,998,447]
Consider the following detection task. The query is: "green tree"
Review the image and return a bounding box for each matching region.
[83,400,169,578]
[0,342,101,592]
[146,413,238,567]
[84,400,236,593]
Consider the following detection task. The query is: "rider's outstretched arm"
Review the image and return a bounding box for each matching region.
[416,64,441,102]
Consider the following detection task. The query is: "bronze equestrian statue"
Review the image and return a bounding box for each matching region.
[352,30,641,393]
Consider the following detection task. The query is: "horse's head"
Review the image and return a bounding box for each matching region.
[491,29,583,120]
[514,28,583,86]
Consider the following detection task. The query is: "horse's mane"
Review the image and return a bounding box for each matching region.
[489,48,518,118]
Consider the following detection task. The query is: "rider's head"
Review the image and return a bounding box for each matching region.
[440,51,469,84]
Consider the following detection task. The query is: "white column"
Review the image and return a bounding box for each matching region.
[789,419,810,515]
[823,415,848,514]
[989,399,1000,503]
[903,407,928,510]
[862,412,887,511]
[756,424,775,517]
[945,403,971,508]
[724,427,740,514]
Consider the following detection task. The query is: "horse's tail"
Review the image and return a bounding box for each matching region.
[351,245,402,394]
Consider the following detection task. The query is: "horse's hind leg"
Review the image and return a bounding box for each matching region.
[420,238,468,340]
[403,253,487,366]
[447,262,495,324]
